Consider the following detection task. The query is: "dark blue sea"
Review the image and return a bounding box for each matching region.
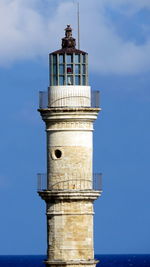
[0,255,150,267]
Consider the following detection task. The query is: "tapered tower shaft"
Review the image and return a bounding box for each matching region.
[38,25,102,267]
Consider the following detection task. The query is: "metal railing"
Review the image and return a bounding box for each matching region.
[39,90,100,109]
[37,173,47,192]
[93,173,102,191]
[37,173,102,192]
[39,91,48,109]
[91,90,100,108]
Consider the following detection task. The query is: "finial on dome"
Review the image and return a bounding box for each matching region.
[62,25,76,49]
[65,25,72,38]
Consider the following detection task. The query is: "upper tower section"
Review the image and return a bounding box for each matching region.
[49,25,88,86]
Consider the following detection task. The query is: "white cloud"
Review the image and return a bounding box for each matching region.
[0,0,150,74]
[99,0,150,12]
[0,0,50,65]
[80,0,150,74]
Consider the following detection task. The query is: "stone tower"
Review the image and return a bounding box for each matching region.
[38,25,102,267]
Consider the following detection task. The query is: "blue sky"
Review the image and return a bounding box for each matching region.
[0,0,150,255]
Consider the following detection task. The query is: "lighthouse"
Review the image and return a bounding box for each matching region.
[38,25,102,267]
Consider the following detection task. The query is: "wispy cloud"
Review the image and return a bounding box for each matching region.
[0,0,150,74]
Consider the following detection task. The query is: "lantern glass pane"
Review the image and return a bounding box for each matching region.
[82,75,86,85]
[59,54,64,64]
[67,75,73,85]
[67,54,73,63]
[75,76,80,85]
[67,64,73,74]
[82,54,86,63]
[53,76,57,85]
[53,55,57,64]
[59,64,64,75]
[82,64,86,74]
[75,54,80,63]
[75,64,80,74]
[53,64,57,75]
[59,76,64,85]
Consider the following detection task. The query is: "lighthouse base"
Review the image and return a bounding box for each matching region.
[44,259,99,267]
